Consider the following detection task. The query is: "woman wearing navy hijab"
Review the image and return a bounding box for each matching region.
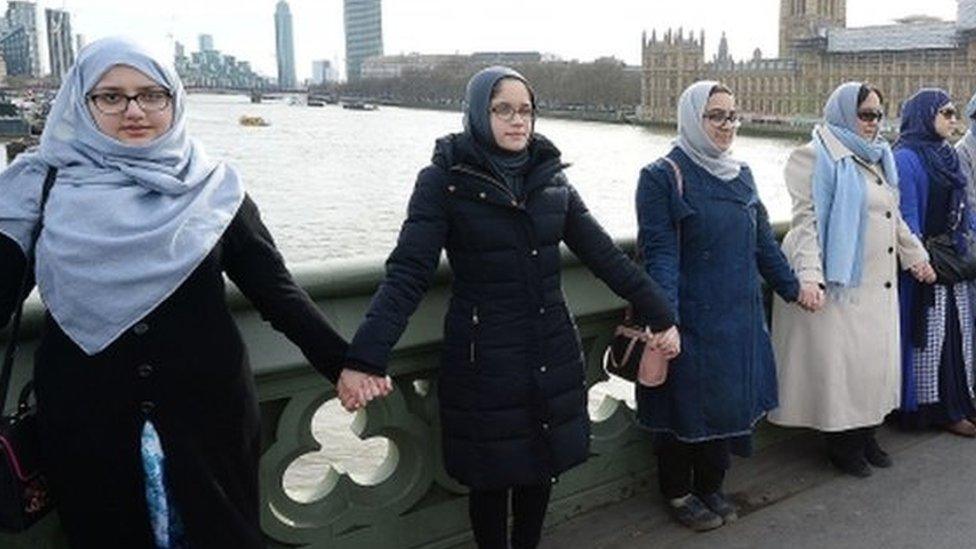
[345,66,677,548]
[895,88,976,438]
[0,37,384,547]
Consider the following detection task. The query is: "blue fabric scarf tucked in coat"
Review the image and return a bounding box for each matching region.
[812,82,899,289]
[895,88,971,252]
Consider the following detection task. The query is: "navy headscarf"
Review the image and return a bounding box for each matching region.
[462,66,535,196]
[895,88,971,249]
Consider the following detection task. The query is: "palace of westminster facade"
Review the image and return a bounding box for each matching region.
[640,0,976,122]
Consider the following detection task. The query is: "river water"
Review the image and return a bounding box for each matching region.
[182,94,804,497]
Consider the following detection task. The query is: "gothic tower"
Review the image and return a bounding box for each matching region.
[779,0,846,57]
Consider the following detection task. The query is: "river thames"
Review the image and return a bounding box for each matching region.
[181,94,804,497]
[186,94,803,266]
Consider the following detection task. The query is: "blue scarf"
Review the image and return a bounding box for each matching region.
[895,88,971,252]
[462,66,533,196]
[0,37,244,355]
[812,82,898,289]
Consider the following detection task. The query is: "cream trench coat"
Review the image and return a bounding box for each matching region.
[768,126,929,432]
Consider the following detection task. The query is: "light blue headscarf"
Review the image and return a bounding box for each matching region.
[812,81,898,289]
[0,36,244,355]
[673,80,743,181]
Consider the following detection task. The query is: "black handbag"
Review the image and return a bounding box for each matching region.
[0,167,57,532]
[925,233,976,285]
[603,157,683,386]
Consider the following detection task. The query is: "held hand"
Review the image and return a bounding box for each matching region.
[649,326,680,359]
[910,261,937,284]
[336,368,394,412]
[797,282,825,312]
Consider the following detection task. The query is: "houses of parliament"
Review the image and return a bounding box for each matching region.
[640,0,976,122]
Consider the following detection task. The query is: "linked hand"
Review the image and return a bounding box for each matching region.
[336,368,394,412]
[910,261,937,284]
[649,326,680,360]
[797,282,825,312]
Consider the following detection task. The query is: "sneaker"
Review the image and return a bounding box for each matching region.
[945,419,976,438]
[697,492,738,523]
[828,455,872,478]
[667,494,724,532]
[864,436,892,468]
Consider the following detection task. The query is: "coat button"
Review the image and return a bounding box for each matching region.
[884,281,892,289]
[888,247,894,254]
[542,422,550,431]
[132,322,149,335]
[539,365,547,373]
[702,251,710,260]
[550,476,559,484]
[447,185,456,193]
[885,211,892,219]
[137,364,154,379]
[511,199,518,206]
[539,307,546,315]
[140,400,156,414]
[478,192,487,199]
[876,177,883,185]
[531,249,539,257]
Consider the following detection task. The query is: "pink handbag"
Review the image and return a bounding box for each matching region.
[603,157,683,388]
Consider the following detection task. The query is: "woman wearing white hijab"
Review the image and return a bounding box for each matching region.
[0,37,386,547]
[635,81,807,531]
[769,82,932,477]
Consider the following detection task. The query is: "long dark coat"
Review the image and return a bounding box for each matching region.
[346,134,675,490]
[0,196,347,548]
[635,147,799,447]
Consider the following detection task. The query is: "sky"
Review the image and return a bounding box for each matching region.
[29,0,960,81]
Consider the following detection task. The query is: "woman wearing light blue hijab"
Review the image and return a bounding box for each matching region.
[770,82,932,478]
[636,81,803,531]
[0,37,370,547]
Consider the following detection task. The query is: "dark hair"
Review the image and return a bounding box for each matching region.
[857,84,884,107]
[709,83,733,97]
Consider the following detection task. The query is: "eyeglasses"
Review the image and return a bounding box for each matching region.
[856,109,884,123]
[87,90,172,115]
[490,103,535,122]
[702,110,741,127]
[939,106,959,120]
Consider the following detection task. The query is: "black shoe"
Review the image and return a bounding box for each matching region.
[697,492,738,523]
[667,494,724,532]
[829,455,872,478]
[864,437,892,468]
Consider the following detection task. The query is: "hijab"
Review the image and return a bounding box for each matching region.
[673,80,743,181]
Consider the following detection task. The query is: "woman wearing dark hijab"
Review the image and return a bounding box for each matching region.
[344,66,677,548]
[0,37,377,547]
[895,88,976,437]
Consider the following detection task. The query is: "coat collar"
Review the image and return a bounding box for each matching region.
[815,125,855,162]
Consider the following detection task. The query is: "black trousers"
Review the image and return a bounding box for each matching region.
[656,436,731,500]
[468,483,552,549]
[824,426,877,462]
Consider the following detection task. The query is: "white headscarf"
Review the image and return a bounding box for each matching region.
[673,80,743,181]
[0,36,244,355]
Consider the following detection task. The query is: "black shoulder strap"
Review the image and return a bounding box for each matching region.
[1,166,57,413]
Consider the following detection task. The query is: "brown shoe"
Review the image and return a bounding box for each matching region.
[945,419,976,438]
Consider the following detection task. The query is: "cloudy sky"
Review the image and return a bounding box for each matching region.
[31,0,960,80]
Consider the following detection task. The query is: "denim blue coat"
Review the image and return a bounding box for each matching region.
[635,147,799,446]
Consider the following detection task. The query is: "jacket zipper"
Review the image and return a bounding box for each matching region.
[452,164,520,206]
[470,306,479,364]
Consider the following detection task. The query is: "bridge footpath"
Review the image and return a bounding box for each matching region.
[3,230,974,548]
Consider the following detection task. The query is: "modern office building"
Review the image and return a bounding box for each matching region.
[45,8,74,80]
[2,1,40,77]
[274,0,297,88]
[343,0,382,81]
[311,59,339,84]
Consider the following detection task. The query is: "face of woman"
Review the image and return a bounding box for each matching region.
[702,92,736,152]
[87,65,174,145]
[489,79,533,152]
[855,91,882,140]
[934,102,959,140]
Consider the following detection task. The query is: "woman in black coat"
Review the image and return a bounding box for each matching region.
[344,66,677,549]
[0,37,375,548]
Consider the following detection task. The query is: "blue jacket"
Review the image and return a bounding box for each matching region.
[347,133,675,489]
[635,147,799,444]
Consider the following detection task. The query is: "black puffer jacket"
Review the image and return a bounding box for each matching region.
[347,133,674,489]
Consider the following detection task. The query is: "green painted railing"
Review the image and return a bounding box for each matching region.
[0,226,790,548]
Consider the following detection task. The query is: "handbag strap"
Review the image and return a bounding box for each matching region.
[627,156,685,324]
[0,167,57,412]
